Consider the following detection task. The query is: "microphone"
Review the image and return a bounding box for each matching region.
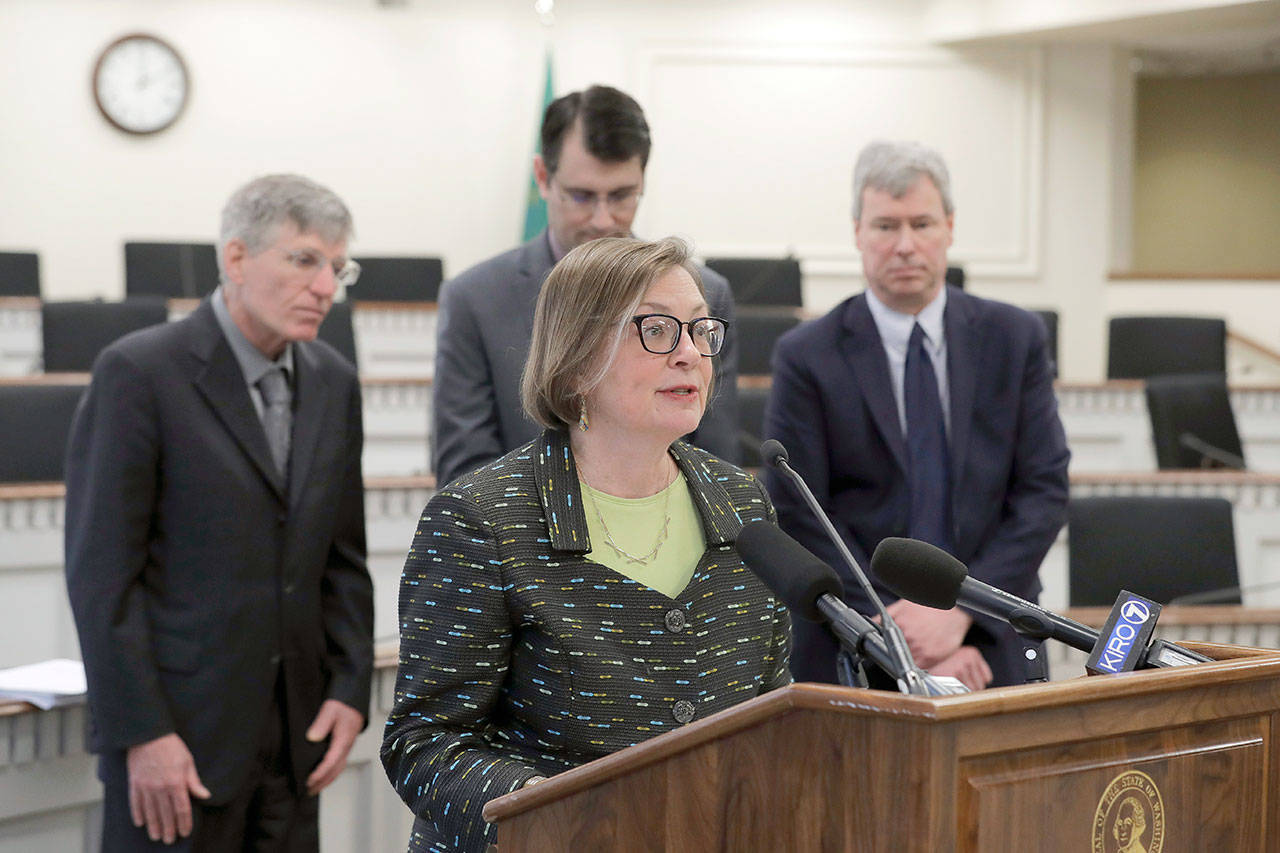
[760,439,788,469]
[1177,432,1245,470]
[737,521,965,695]
[870,537,1097,650]
[760,440,932,695]
[870,537,1211,671]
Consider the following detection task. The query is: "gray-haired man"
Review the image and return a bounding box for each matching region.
[66,174,373,850]
[764,141,1069,691]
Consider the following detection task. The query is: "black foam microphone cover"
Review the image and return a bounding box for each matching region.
[737,520,841,622]
[870,537,968,610]
[759,439,788,468]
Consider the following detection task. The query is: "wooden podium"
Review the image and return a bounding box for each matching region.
[484,642,1280,851]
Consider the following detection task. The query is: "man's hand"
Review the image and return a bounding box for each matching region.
[304,699,364,795]
[126,733,211,844]
[884,599,972,668]
[929,645,993,691]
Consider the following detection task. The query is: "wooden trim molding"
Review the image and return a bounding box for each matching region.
[1109,271,1280,281]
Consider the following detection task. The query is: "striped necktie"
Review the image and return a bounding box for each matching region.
[257,367,291,479]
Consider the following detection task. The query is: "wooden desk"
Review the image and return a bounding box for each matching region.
[167,298,440,379]
[0,296,40,376]
[0,639,412,852]
[0,475,435,671]
[5,468,1280,663]
[1035,471,1280,616]
[0,297,438,380]
[1057,381,1280,472]
[0,373,433,478]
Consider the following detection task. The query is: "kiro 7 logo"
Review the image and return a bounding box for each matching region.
[1121,600,1151,624]
[1097,598,1152,673]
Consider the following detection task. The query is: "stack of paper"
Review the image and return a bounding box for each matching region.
[0,659,87,710]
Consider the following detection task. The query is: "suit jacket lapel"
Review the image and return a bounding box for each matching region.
[515,231,555,341]
[531,429,743,553]
[188,301,287,501]
[533,429,591,554]
[944,288,977,491]
[840,295,908,474]
[288,342,330,510]
[669,441,739,546]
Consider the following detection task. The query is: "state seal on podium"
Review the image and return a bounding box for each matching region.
[1092,769,1165,853]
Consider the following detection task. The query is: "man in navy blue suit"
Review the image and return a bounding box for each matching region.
[764,140,1069,689]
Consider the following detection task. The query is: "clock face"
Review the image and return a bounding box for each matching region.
[93,34,189,135]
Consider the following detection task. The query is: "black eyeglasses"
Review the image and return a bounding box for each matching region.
[631,314,729,357]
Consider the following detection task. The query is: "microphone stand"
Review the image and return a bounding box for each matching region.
[768,451,932,696]
[1178,432,1245,470]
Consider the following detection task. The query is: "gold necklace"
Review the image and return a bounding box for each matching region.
[585,477,674,565]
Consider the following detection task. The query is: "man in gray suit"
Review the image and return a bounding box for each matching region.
[433,84,740,487]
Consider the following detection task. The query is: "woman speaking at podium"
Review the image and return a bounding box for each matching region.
[381,237,792,852]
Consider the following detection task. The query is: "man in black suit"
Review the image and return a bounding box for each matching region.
[764,141,1069,690]
[433,84,739,487]
[65,174,373,850]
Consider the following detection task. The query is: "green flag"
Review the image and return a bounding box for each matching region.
[522,53,555,242]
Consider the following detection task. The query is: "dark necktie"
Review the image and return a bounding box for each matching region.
[904,322,952,552]
[257,367,291,479]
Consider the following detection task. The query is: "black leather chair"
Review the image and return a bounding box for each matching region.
[0,251,41,297]
[317,300,358,368]
[1145,373,1244,470]
[0,383,87,482]
[351,256,444,302]
[735,310,802,376]
[125,242,220,299]
[1107,316,1226,380]
[737,384,769,469]
[704,257,802,307]
[1031,309,1058,378]
[41,299,170,372]
[1068,496,1240,606]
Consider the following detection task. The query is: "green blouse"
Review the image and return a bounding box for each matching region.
[579,472,704,598]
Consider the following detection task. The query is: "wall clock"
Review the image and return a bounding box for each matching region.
[92,33,189,135]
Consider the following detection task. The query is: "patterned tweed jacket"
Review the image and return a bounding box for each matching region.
[381,429,792,852]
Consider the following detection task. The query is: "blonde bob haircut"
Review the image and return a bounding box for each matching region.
[522,236,708,430]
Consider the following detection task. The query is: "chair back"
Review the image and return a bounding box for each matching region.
[735,310,802,376]
[125,242,220,299]
[1145,373,1244,469]
[1031,309,1059,378]
[317,300,358,368]
[351,256,443,302]
[704,257,802,307]
[737,384,769,468]
[1068,495,1239,606]
[1107,316,1226,379]
[0,252,40,297]
[0,383,87,482]
[41,299,170,372]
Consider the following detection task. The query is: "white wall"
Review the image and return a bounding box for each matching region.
[921,0,1277,41]
[1,0,1277,383]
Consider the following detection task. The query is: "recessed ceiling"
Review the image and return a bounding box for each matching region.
[934,0,1280,75]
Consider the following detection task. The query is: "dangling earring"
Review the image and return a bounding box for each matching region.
[578,398,589,432]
